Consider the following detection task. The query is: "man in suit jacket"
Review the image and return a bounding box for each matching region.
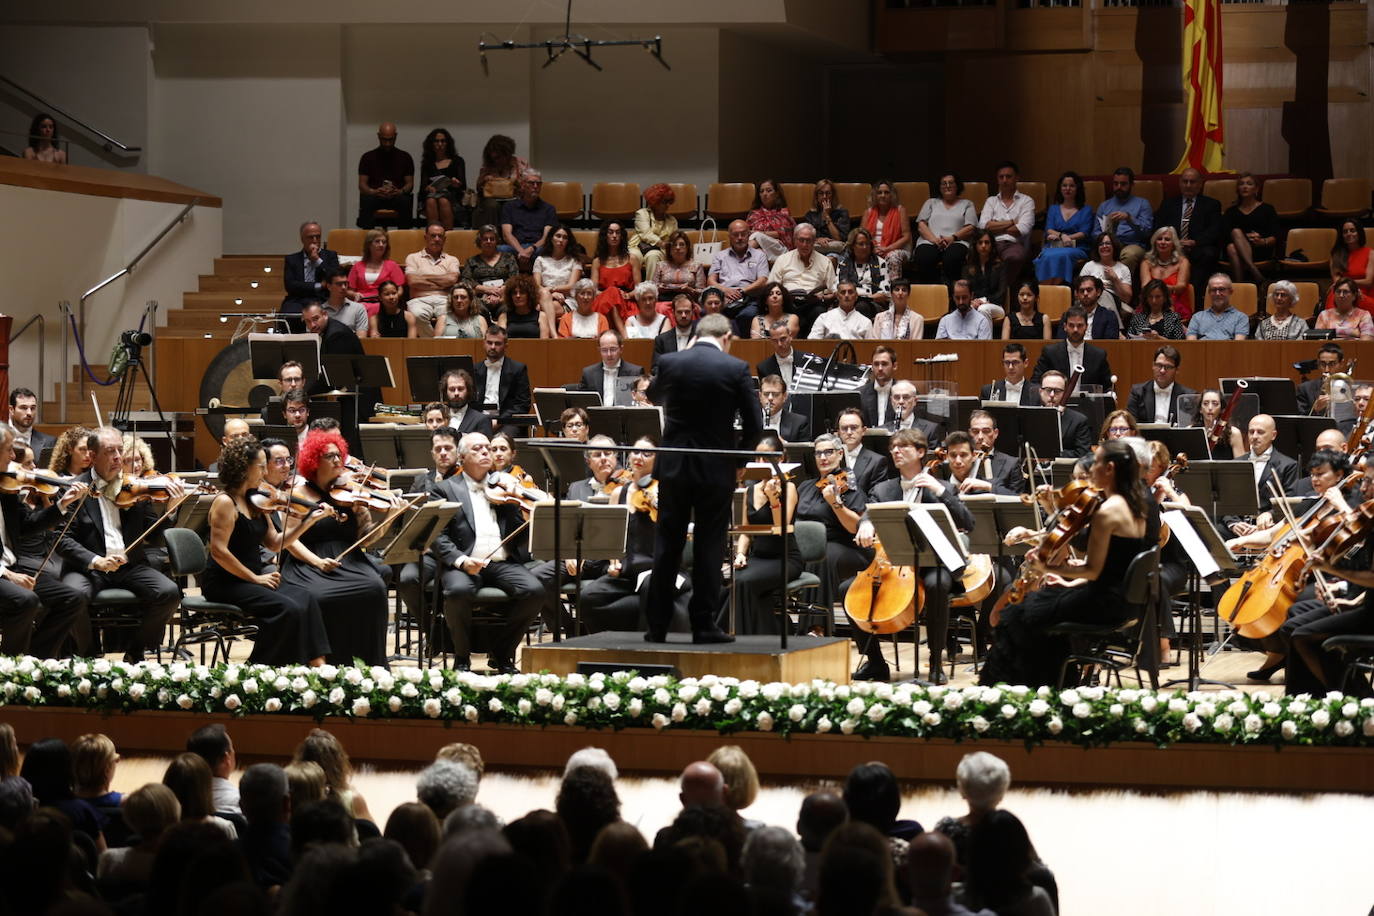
[281,221,341,317]
[1037,372,1093,458]
[1154,168,1223,303]
[651,297,698,364]
[56,427,181,662]
[883,380,943,444]
[968,410,1028,495]
[755,320,799,385]
[430,430,543,672]
[980,343,1040,406]
[1296,343,1347,416]
[858,346,899,428]
[8,388,54,459]
[1056,277,1121,342]
[580,330,643,407]
[646,315,763,642]
[835,407,894,495]
[759,374,809,442]
[440,369,493,435]
[472,326,531,428]
[301,300,373,455]
[1034,307,1114,393]
[1125,344,1195,426]
[1223,413,1301,536]
[394,426,460,648]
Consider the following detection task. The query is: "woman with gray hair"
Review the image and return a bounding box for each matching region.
[557,278,609,339]
[622,282,667,340]
[934,751,1010,864]
[797,433,873,610]
[1255,280,1308,340]
[742,825,807,911]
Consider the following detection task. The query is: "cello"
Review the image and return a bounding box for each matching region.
[845,541,923,635]
[990,479,1104,626]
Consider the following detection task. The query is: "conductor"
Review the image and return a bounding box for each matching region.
[645,314,764,642]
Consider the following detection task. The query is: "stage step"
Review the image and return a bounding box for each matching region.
[182,291,282,311]
[214,257,279,277]
[198,274,284,293]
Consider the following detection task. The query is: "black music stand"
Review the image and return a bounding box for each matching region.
[1137,426,1209,461]
[533,388,602,432]
[922,395,980,435]
[587,407,662,444]
[1214,461,1261,521]
[782,443,820,479]
[378,500,460,664]
[406,355,474,405]
[359,424,401,468]
[529,501,630,639]
[248,334,321,386]
[980,404,1065,458]
[1067,392,1113,437]
[790,391,862,437]
[1222,377,1298,416]
[1160,504,1238,691]
[174,493,218,538]
[324,354,395,392]
[1272,415,1338,467]
[397,426,436,468]
[249,423,298,451]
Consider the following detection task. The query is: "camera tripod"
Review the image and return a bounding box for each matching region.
[111,338,172,457]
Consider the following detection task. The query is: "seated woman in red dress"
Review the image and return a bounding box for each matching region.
[347,229,406,317]
[591,220,640,336]
[1325,218,1374,315]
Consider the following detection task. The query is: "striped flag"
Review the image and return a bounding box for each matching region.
[1174,0,1225,174]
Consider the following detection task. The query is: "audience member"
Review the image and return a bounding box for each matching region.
[1326,217,1374,313]
[416,759,479,822]
[21,737,105,850]
[802,179,852,255]
[188,723,241,816]
[962,228,1007,321]
[442,803,504,839]
[293,728,374,823]
[914,172,977,284]
[1002,279,1051,341]
[419,127,467,230]
[503,809,573,902]
[462,224,520,317]
[385,801,442,875]
[750,282,801,340]
[1094,166,1153,275]
[405,222,461,330]
[1255,280,1308,340]
[908,830,994,916]
[72,732,124,840]
[624,282,669,339]
[1078,231,1134,316]
[935,280,993,340]
[1316,277,1374,339]
[1033,170,1093,285]
[475,133,528,228]
[238,763,293,890]
[535,225,584,319]
[347,229,406,316]
[563,747,618,781]
[282,220,341,317]
[500,273,547,338]
[437,282,488,339]
[1140,225,1193,321]
[357,122,414,229]
[862,179,913,280]
[710,219,772,334]
[1156,167,1222,305]
[816,821,899,916]
[958,810,1056,916]
[631,183,680,278]
[871,277,923,340]
[587,821,649,884]
[1223,171,1279,289]
[557,765,622,866]
[0,723,17,778]
[370,279,418,338]
[1127,279,1186,340]
[797,791,847,899]
[501,169,558,271]
[653,230,708,304]
[316,267,369,337]
[23,112,67,163]
[290,799,359,860]
[747,179,796,261]
[163,752,238,839]
[592,220,640,334]
[768,223,838,335]
[979,161,1034,289]
[558,277,609,338]
[1063,274,1121,340]
[706,745,762,832]
[742,825,807,914]
[98,783,179,886]
[837,226,890,318]
[809,279,874,339]
[1186,274,1250,340]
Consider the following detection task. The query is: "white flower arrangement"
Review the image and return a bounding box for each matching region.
[0,655,1371,749]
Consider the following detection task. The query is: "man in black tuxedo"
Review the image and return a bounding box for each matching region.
[301,301,363,360]
[755,320,799,385]
[1034,306,1114,392]
[858,346,899,428]
[281,221,341,318]
[1155,168,1223,308]
[1295,343,1346,416]
[440,369,492,435]
[1224,413,1301,536]
[646,315,763,642]
[965,412,1028,495]
[57,428,182,662]
[835,408,892,495]
[759,375,809,442]
[430,431,543,673]
[980,343,1040,406]
[472,326,531,429]
[652,296,698,364]
[394,426,459,658]
[1056,276,1120,342]
[883,380,943,443]
[8,388,55,459]
[1126,344,1195,426]
[580,330,643,407]
[1038,371,1093,458]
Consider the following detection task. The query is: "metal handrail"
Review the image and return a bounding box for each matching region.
[10,315,44,424]
[0,74,142,155]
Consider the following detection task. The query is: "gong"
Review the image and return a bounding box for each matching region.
[196,339,279,440]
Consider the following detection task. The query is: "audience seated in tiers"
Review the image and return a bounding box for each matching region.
[163,752,239,839]
[1078,232,1134,317]
[1094,166,1153,277]
[870,278,923,340]
[436,282,488,339]
[347,229,406,317]
[979,161,1034,295]
[1033,170,1094,286]
[802,179,852,255]
[746,178,797,263]
[1186,274,1250,340]
[534,225,584,319]
[962,229,1008,323]
[810,280,875,340]
[558,278,609,339]
[282,221,341,317]
[630,183,680,279]
[653,230,708,305]
[769,222,837,337]
[1224,171,1279,290]
[1063,274,1122,341]
[475,133,529,229]
[838,226,891,318]
[419,128,467,231]
[710,219,771,334]
[591,220,641,336]
[862,180,913,281]
[1156,167,1223,307]
[1002,279,1051,341]
[624,282,668,340]
[405,223,461,330]
[1140,226,1193,321]
[1035,306,1114,390]
[462,224,520,318]
[24,112,67,164]
[500,169,558,272]
[936,280,993,340]
[371,280,418,338]
[1254,280,1308,340]
[1327,218,1374,314]
[914,172,978,285]
[187,723,242,816]
[357,122,415,229]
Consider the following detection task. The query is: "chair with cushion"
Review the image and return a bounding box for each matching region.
[1261,178,1312,220]
[590,182,641,221]
[834,183,873,219]
[327,229,366,258]
[164,528,259,666]
[781,183,816,215]
[445,229,479,263]
[1202,178,1236,207]
[1040,284,1072,325]
[706,183,757,222]
[1133,179,1165,211]
[1048,544,1160,689]
[387,229,426,261]
[1280,227,1336,276]
[1314,178,1371,220]
[1291,281,1321,315]
[963,181,990,215]
[665,183,699,222]
[911,284,950,324]
[1230,282,1258,317]
[542,181,585,223]
[86,588,146,660]
[785,520,832,635]
[1017,181,1047,218]
[895,182,930,218]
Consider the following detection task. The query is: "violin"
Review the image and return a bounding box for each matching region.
[328,478,403,512]
[923,447,948,471]
[816,471,850,495]
[484,471,547,517]
[114,474,214,508]
[629,479,659,522]
[845,541,922,635]
[602,468,636,499]
[1154,453,1188,546]
[506,463,539,490]
[991,480,1105,625]
[248,487,343,522]
[342,457,391,491]
[0,466,73,498]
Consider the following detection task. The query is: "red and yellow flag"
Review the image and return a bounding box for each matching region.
[1174,0,1225,174]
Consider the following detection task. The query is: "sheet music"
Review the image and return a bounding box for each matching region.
[910,506,965,573]
[1160,508,1219,578]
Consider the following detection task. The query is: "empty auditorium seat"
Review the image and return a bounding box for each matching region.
[1280,227,1336,274]
[542,181,585,222]
[387,229,426,261]
[1133,179,1164,211]
[1083,180,1106,210]
[964,181,990,215]
[590,182,641,221]
[665,183,699,221]
[1018,181,1047,217]
[780,183,815,213]
[445,229,479,263]
[706,183,757,221]
[895,182,930,216]
[1203,178,1236,206]
[1040,284,1072,323]
[1261,178,1312,219]
[328,229,366,258]
[1315,179,1371,220]
[1230,282,1259,317]
[911,284,950,322]
[834,183,872,218]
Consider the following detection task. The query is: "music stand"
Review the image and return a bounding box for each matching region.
[1222,377,1298,416]
[790,391,862,437]
[174,493,218,537]
[248,334,320,386]
[406,355,474,405]
[359,423,400,467]
[1067,392,1113,437]
[978,403,1021,456]
[1046,457,1081,489]
[250,423,298,451]
[1137,425,1209,460]
[264,399,342,426]
[1214,460,1261,521]
[376,500,461,663]
[1272,415,1338,467]
[782,443,819,479]
[1016,407,1064,460]
[324,354,395,392]
[397,426,436,468]
[1160,504,1238,691]
[533,389,602,432]
[921,395,979,435]
[529,501,630,643]
[587,407,662,444]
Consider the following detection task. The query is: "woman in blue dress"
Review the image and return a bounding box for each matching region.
[1034,171,1094,285]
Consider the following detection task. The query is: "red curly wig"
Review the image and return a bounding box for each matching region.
[643,183,676,208]
[296,429,348,481]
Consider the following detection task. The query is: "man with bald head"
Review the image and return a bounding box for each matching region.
[357,121,414,229]
[1156,167,1222,309]
[709,218,771,335]
[1225,413,1300,536]
[908,831,989,916]
[678,761,727,809]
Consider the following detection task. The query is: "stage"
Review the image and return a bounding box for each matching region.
[521,631,852,683]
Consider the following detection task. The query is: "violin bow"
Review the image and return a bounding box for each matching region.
[1266,480,1340,609]
[122,487,201,556]
[333,492,426,562]
[33,487,91,582]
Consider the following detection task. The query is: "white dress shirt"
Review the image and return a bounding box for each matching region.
[1153,384,1174,424]
[483,359,503,407]
[900,476,923,504]
[1004,379,1025,403]
[808,307,874,340]
[764,407,783,432]
[776,351,795,382]
[872,380,893,425]
[462,473,506,563]
[1065,342,1086,371]
[674,328,694,351]
[601,362,621,406]
[979,192,1035,245]
[1248,447,1273,484]
[93,473,126,560]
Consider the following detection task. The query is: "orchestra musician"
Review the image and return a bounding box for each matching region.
[1193,388,1244,460]
[835,409,893,500]
[980,343,1039,406]
[472,325,532,431]
[49,426,92,478]
[568,435,622,501]
[967,411,1027,496]
[1036,371,1093,458]
[759,375,809,442]
[202,436,331,667]
[858,345,899,428]
[1223,414,1299,537]
[732,435,801,635]
[57,428,185,663]
[979,441,1152,688]
[854,428,974,684]
[1125,345,1194,426]
[283,389,311,451]
[883,381,943,442]
[1295,343,1346,417]
[441,369,492,436]
[395,426,461,644]
[422,402,451,430]
[1032,306,1114,391]
[1140,439,1188,668]
[282,429,392,668]
[797,433,872,624]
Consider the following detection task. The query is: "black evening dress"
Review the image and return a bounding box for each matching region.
[281,483,390,667]
[733,483,803,635]
[201,509,332,665]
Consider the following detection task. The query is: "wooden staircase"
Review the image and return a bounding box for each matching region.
[160,256,286,339]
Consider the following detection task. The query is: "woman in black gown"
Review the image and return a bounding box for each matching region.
[282,430,393,667]
[202,437,332,666]
[979,441,1151,687]
[732,435,801,635]
[797,433,873,606]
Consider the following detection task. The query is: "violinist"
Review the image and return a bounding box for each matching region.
[280,430,390,667]
[56,427,183,664]
[798,433,872,614]
[202,436,331,666]
[568,436,621,501]
[1142,439,1189,667]
[979,441,1151,688]
[396,427,461,649]
[430,432,543,673]
[0,421,88,657]
[1192,388,1244,460]
[854,428,974,684]
[48,426,92,478]
[1037,371,1093,458]
[121,434,158,477]
[1223,414,1299,537]
[1099,410,1138,444]
[487,432,518,476]
[12,444,35,471]
[732,435,801,635]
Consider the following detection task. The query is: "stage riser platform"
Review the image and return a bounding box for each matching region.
[8,707,1369,794]
[521,632,852,684]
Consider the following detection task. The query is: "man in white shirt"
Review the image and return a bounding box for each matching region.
[768,223,837,336]
[404,223,461,330]
[430,432,544,673]
[756,321,797,384]
[859,346,898,427]
[884,381,943,444]
[978,160,1034,286]
[187,724,241,816]
[579,330,643,407]
[652,295,698,362]
[980,342,1038,406]
[809,281,874,340]
[759,375,809,442]
[472,325,531,429]
[441,369,490,435]
[935,281,992,340]
[1224,414,1299,536]
[1126,344,1195,426]
[318,268,369,338]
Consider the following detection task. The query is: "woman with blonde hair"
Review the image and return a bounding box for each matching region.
[1140,225,1192,321]
[293,728,373,821]
[98,784,181,885]
[346,228,405,317]
[162,753,237,838]
[802,179,852,255]
[285,760,328,805]
[121,434,156,477]
[706,745,762,831]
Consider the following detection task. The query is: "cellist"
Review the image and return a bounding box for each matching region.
[979,442,1151,688]
[852,429,974,684]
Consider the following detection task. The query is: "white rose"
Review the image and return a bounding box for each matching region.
[1362,697,1374,708]
[1288,700,1308,715]
[1134,719,1149,734]
[981,688,1003,705]
[1109,703,1124,718]
[756,711,775,731]
[971,716,990,733]
[1228,700,1249,717]
[509,674,529,690]
[1028,699,1049,718]
[694,698,712,717]
[360,679,374,694]
[464,705,479,722]
[652,713,669,730]
[840,718,857,735]
[1335,720,1354,738]
[816,716,832,733]
[552,694,566,712]
[790,683,812,700]
[401,683,418,699]
[1311,709,1330,731]
[1182,713,1201,733]
[423,698,442,718]
[1244,714,1262,734]
[943,693,963,711]
[176,693,193,709]
[110,678,124,694]
[1280,720,1298,740]
[1140,696,1158,714]
[922,712,942,727]
[738,681,760,699]
[444,688,461,706]
[654,688,672,705]
[77,679,91,696]
[912,700,933,716]
[318,665,338,681]
[264,697,282,713]
[628,698,643,717]
[564,711,578,726]
[1342,702,1359,719]
[292,677,309,692]
[1072,702,1091,719]
[128,682,146,701]
[1047,716,1063,735]
[488,697,503,713]
[603,692,621,711]
[587,696,601,711]
[157,689,169,704]
[710,684,729,702]
[1060,688,1081,706]
[1262,702,1281,719]
[56,684,71,699]
[1000,704,1017,720]
[1008,684,1029,697]
[565,673,586,687]
[1214,713,1234,732]
[671,703,687,723]
[1195,702,1216,719]
[789,704,806,722]
[846,697,866,717]
[517,699,532,715]
[352,697,371,717]
[719,698,739,716]
[1080,685,1105,702]
[1036,685,1051,697]
[627,676,647,694]
[224,694,241,711]
[678,685,699,703]
[209,687,222,700]
[761,683,785,702]
[867,704,889,723]
[1168,698,1189,714]
[1117,689,1139,704]
[92,659,111,675]
[327,687,345,706]
[535,688,553,706]
[1363,717,1374,737]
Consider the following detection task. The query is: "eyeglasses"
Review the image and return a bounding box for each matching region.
[321,452,343,463]
[1002,360,1023,367]
[1152,362,1177,370]
[1041,387,1065,395]
[1108,425,1133,434]
[815,448,840,458]
[270,457,293,466]
[564,420,587,429]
